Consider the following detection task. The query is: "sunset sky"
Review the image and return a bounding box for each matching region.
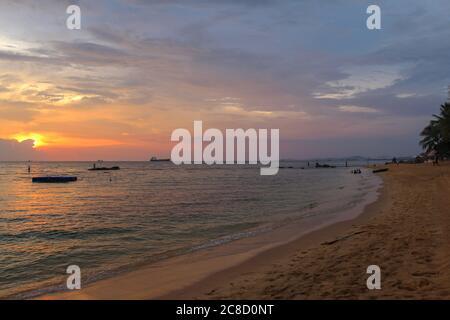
[0,0,449,160]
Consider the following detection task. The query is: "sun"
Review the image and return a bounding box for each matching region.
[12,133,46,148]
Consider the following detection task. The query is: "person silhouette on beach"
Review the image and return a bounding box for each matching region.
[433,155,439,166]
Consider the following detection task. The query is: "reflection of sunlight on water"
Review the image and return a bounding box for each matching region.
[0,161,382,298]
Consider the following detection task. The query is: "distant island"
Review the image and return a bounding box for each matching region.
[150,157,171,162]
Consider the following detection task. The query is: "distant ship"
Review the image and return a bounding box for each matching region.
[150,157,171,162]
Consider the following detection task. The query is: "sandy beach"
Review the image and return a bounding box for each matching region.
[39,163,450,300]
[190,162,450,299]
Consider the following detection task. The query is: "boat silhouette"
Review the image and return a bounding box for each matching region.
[88,166,120,171]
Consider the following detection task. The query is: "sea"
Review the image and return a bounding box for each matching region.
[0,160,383,298]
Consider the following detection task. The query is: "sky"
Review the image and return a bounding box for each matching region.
[0,0,449,160]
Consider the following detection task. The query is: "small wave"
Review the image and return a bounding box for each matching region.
[0,226,136,242]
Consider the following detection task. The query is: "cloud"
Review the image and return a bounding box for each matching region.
[0,0,449,159]
[338,105,379,114]
[314,65,407,100]
[396,93,420,99]
[50,41,131,67]
[0,100,39,122]
[125,0,275,7]
[0,139,41,161]
[0,50,49,63]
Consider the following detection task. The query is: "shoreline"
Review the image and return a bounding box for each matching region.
[190,163,450,299]
[38,170,383,300]
[162,174,387,299]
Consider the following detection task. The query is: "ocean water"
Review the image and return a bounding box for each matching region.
[0,161,382,298]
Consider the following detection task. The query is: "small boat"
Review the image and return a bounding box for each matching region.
[32,176,77,183]
[150,157,170,162]
[88,166,120,171]
[373,168,389,173]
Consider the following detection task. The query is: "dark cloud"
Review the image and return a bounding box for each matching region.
[0,139,41,161]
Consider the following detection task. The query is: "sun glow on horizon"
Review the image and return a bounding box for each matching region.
[12,133,47,148]
[10,132,126,150]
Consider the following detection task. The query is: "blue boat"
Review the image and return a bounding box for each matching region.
[32,176,78,183]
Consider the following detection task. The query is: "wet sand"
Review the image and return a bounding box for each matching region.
[40,163,450,299]
[187,163,450,299]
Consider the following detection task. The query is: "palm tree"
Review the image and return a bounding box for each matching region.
[420,120,441,152]
[435,102,450,143]
[420,102,450,158]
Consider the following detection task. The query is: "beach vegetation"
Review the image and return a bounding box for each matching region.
[420,102,450,158]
